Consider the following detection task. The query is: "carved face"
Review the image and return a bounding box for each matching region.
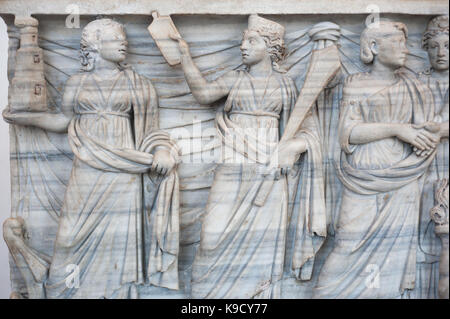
[375,31,409,69]
[241,30,270,66]
[98,27,128,63]
[427,33,449,72]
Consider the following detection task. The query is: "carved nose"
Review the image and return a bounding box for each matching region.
[437,48,446,57]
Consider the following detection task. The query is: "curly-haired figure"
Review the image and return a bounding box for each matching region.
[172,14,326,298]
[4,18,181,299]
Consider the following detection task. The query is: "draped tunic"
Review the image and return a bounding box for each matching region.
[414,70,449,299]
[191,70,326,298]
[315,72,436,298]
[45,69,180,299]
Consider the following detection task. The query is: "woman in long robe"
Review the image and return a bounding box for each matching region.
[314,21,438,299]
[4,18,181,299]
[414,15,449,299]
[173,14,327,299]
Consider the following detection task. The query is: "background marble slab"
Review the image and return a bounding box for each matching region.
[0,1,447,298]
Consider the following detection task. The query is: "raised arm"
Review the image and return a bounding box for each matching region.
[174,36,237,105]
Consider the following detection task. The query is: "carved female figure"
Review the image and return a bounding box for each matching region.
[3,18,180,298]
[415,15,449,299]
[314,21,439,298]
[420,15,449,180]
[172,14,326,298]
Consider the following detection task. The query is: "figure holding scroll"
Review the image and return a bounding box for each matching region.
[170,14,327,298]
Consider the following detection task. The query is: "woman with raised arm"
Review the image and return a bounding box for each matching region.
[315,21,439,299]
[3,18,181,299]
[172,14,326,298]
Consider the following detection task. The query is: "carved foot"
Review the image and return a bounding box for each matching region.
[9,291,24,299]
[3,217,50,299]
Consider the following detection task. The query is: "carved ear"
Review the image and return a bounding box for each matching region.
[360,39,375,64]
[370,39,378,56]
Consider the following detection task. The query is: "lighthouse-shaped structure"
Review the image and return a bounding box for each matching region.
[9,16,47,113]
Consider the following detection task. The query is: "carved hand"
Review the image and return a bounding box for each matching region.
[151,148,177,176]
[269,137,307,176]
[410,122,446,156]
[3,107,71,133]
[417,121,441,134]
[3,108,40,126]
[418,121,448,139]
[395,124,439,156]
[170,33,191,57]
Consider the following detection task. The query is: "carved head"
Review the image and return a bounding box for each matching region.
[360,21,409,69]
[422,15,449,72]
[80,18,128,71]
[241,14,286,70]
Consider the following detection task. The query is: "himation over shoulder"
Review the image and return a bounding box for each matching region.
[0,0,448,299]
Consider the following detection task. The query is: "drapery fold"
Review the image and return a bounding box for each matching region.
[46,69,181,298]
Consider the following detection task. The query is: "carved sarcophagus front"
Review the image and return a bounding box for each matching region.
[0,0,448,300]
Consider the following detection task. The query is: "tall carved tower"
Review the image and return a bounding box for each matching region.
[8,16,47,113]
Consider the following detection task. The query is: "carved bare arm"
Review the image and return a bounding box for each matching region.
[341,81,439,154]
[349,122,440,152]
[172,35,237,105]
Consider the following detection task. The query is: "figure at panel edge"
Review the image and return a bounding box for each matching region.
[314,21,441,299]
[3,18,181,299]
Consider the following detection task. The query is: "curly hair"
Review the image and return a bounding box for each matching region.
[360,21,408,64]
[79,18,125,71]
[244,29,286,71]
[422,15,449,50]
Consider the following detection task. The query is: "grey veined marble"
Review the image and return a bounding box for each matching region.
[0,0,448,299]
